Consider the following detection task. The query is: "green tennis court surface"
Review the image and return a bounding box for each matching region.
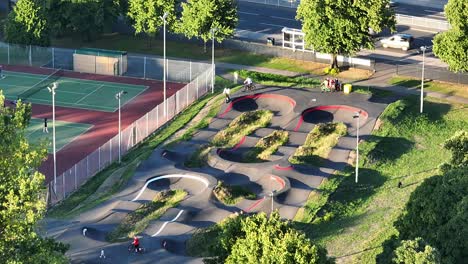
[25,118,91,153]
[0,70,148,112]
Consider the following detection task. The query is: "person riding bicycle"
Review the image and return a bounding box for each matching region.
[243,77,253,91]
[132,236,140,252]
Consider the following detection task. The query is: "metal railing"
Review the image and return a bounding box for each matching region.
[395,14,450,31]
[0,41,211,83]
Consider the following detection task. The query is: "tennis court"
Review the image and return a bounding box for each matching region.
[25,118,92,153]
[0,70,148,112]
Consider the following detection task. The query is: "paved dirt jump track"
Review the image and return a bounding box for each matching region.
[45,85,390,263]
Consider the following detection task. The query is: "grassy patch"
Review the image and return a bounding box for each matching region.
[184,145,212,168]
[106,190,186,242]
[212,110,273,147]
[289,123,347,166]
[353,85,394,98]
[47,83,222,218]
[237,70,321,88]
[389,76,468,99]
[213,181,256,205]
[243,130,289,162]
[298,97,467,263]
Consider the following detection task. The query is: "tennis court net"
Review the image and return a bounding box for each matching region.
[18,69,63,100]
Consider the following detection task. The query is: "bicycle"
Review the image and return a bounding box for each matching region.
[244,83,256,92]
[128,243,146,254]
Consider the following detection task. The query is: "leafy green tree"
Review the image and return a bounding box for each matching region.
[395,167,467,263]
[433,0,468,72]
[4,0,50,46]
[127,0,178,45]
[199,211,331,264]
[178,0,238,50]
[439,130,467,172]
[392,238,441,264]
[296,0,395,69]
[0,92,69,263]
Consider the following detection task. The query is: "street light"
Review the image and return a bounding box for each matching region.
[420,46,427,114]
[211,27,218,94]
[353,111,361,183]
[115,91,127,163]
[269,190,276,214]
[47,82,58,193]
[160,12,168,117]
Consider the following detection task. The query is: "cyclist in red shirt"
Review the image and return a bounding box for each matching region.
[132,236,140,252]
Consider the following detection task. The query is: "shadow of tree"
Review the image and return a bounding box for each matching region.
[364,136,414,165]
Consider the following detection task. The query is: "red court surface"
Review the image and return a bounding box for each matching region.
[3,65,185,183]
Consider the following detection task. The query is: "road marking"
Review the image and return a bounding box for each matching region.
[151,210,185,237]
[239,11,259,16]
[270,16,296,21]
[260,22,287,28]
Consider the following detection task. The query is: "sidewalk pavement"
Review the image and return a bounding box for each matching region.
[216,62,468,105]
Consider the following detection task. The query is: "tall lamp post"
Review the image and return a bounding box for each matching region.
[353,111,361,183]
[211,27,218,93]
[115,91,127,164]
[420,46,427,114]
[47,82,58,193]
[269,190,276,214]
[160,12,168,117]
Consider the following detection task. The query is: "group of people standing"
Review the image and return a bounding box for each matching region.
[321,78,342,92]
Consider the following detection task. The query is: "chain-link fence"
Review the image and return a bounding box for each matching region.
[0,41,211,83]
[396,64,468,85]
[48,67,214,204]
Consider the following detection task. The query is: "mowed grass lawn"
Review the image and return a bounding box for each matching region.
[296,96,467,263]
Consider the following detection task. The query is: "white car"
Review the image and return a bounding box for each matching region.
[380,34,414,51]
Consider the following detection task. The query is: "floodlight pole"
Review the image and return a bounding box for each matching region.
[161,12,168,117]
[211,28,217,93]
[115,91,127,163]
[353,111,361,183]
[48,82,58,193]
[420,46,427,114]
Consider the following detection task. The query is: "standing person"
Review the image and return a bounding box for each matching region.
[132,236,140,252]
[43,118,49,133]
[223,87,231,103]
[243,76,253,91]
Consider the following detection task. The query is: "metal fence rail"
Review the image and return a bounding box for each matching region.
[48,68,213,203]
[395,14,450,31]
[0,41,211,83]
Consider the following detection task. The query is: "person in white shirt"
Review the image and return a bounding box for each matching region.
[223,87,231,102]
[243,77,253,91]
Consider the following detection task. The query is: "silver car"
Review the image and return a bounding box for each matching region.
[380,34,414,51]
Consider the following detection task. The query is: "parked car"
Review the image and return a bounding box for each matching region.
[380,34,414,51]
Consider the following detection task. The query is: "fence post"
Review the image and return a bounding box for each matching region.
[29,45,32,66]
[143,56,147,79]
[146,113,149,137]
[74,165,77,190]
[52,48,55,69]
[120,54,123,75]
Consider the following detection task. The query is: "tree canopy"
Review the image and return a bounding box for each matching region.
[296,0,395,68]
[188,211,331,264]
[0,92,68,263]
[178,0,238,44]
[433,0,468,72]
[395,167,467,263]
[392,238,441,264]
[439,130,468,172]
[4,0,50,46]
[127,0,178,39]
